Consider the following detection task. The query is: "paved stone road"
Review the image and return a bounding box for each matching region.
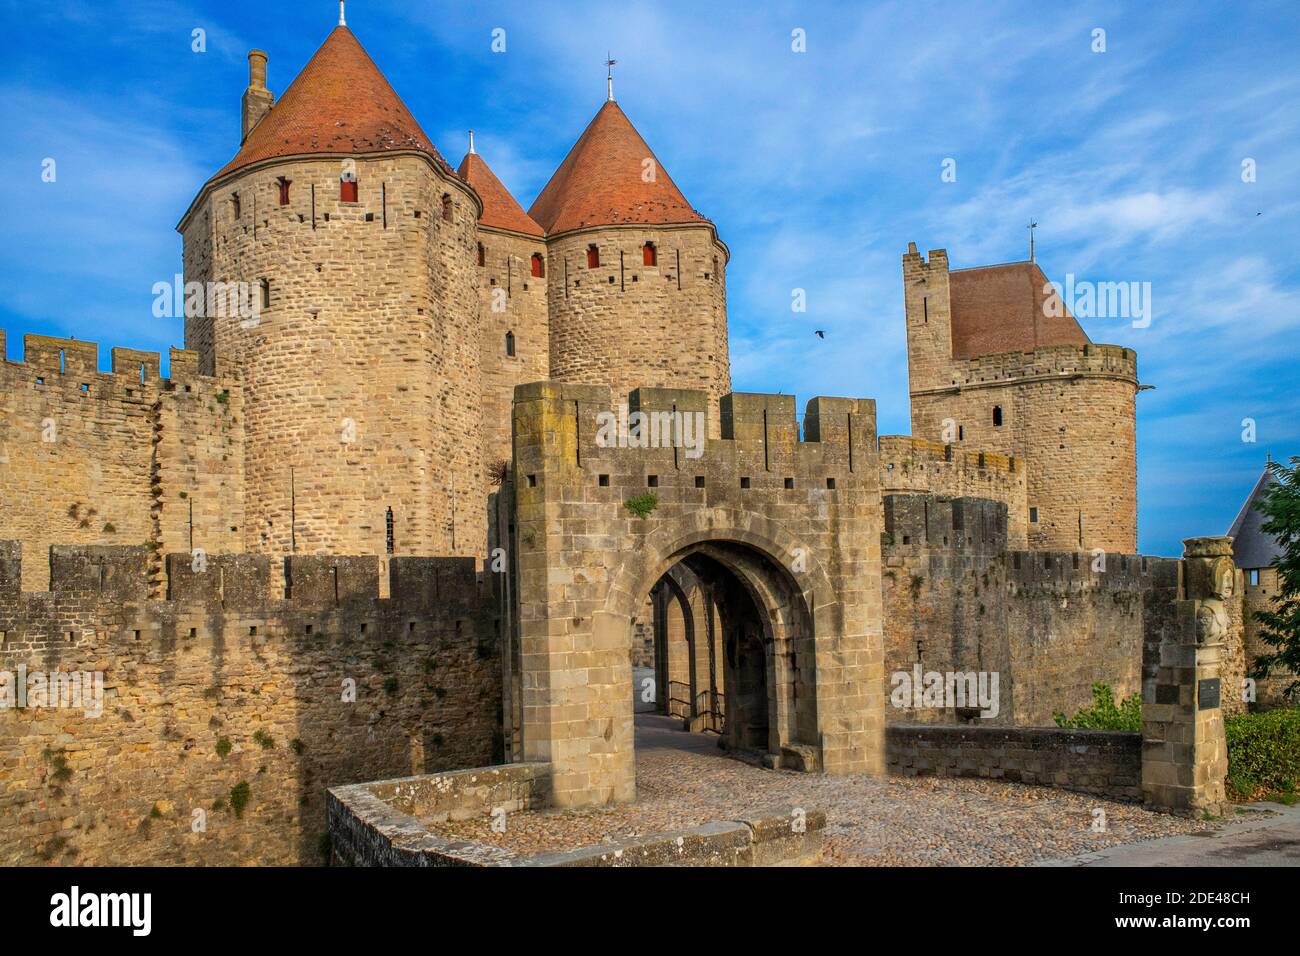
[431,716,1219,865]
[1041,802,1300,866]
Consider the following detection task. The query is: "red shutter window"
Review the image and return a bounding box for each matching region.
[586,245,599,269]
[642,242,657,266]
[531,253,544,278]
[340,178,358,203]
[277,177,291,206]
[477,243,486,267]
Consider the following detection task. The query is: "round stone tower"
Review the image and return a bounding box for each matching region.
[177,24,485,561]
[528,99,731,423]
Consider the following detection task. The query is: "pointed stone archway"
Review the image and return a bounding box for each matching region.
[509,382,887,808]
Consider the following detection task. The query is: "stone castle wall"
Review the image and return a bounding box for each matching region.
[878,435,1028,548]
[180,153,486,561]
[512,384,886,805]
[545,225,730,426]
[0,335,245,593]
[476,226,550,484]
[902,247,1138,553]
[880,493,1180,726]
[0,541,502,866]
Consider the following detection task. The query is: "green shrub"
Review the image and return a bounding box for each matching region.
[215,736,232,759]
[1053,682,1142,731]
[1225,708,1300,799]
[229,782,251,818]
[623,492,658,519]
[252,729,274,750]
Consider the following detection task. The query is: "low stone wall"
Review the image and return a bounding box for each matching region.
[327,763,824,867]
[886,724,1142,801]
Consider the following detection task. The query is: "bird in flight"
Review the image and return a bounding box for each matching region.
[814,330,826,339]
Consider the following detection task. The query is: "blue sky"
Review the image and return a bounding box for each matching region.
[1,0,1296,556]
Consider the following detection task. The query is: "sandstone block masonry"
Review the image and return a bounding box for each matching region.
[0,334,244,593]
[510,382,886,807]
[180,153,487,562]
[902,247,1138,553]
[0,541,501,866]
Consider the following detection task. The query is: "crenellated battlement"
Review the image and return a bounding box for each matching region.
[925,341,1138,392]
[1,332,228,394]
[513,382,879,494]
[0,541,489,651]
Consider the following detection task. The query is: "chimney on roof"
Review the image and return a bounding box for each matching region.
[241,49,274,143]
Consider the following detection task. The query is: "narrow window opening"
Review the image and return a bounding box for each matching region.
[385,506,395,554]
[441,194,453,222]
[477,243,485,267]
[992,405,1003,427]
[505,331,516,357]
[642,241,657,266]
[340,175,358,203]
[586,244,600,269]
[531,252,545,278]
[260,278,270,310]
[231,192,241,218]
[1029,507,1039,523]
[277,177,291,206]
[1249,569,1260,586]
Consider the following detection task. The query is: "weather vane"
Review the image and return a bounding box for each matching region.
[1028,220,1038,262]
[606,53,618,101]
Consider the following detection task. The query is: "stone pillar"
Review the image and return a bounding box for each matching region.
[1140,536,1232,816]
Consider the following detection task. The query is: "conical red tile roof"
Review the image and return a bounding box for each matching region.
[528,101,708,235]
[211,26,449,182]
[457,152,544,237]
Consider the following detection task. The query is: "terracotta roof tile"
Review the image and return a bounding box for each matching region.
[948,261,1090,359]
[528,101,708,235]
[456,152,544,237]
[211,26,449,183]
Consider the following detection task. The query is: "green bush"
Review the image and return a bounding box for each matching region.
[1225,708,1300,799]
[623,492,659,519]
[1053,683,1142,731]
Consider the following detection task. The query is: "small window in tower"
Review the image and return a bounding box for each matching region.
[531,252,544,278]
[713,255,719,280]
[993,405,1003,427]
[1249,569,1260,587]
[231,192,241,218]
[385,507,395,554]
[586,244,600,269]
[340,175,358,203]
[259,278,270,310]
[477,243,485,267]
[958,425,964,441]
[505,331,516,357]
[1029,506,1039,523]
[643,242,657,266]
[441,194,453,222]
[277,177,291,206]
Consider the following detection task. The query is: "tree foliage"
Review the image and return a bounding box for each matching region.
[1252,456,1300,697]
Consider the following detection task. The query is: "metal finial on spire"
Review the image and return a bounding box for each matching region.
[606,53,617,101]
[339,1,346,26]
[1028,220,1038,262]
[468,129,475,155]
